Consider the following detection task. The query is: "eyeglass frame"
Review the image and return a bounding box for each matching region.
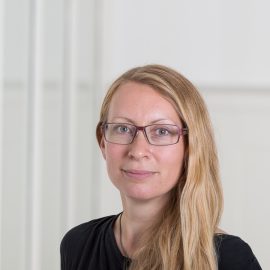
[100,122,188,146]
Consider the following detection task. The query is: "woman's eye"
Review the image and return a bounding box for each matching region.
[116,125,130,133]
[156,128,169,136]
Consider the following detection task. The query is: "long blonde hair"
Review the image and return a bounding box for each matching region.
[96,64,223,270]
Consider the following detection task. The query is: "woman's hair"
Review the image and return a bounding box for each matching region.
[96,64,223,270]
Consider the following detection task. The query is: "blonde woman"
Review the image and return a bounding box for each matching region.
[60,65,262,270]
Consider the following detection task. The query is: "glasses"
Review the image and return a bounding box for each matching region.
[102,123,188,146]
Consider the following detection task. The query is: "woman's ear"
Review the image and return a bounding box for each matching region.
[99,137,106,160]
[96,122,106,160]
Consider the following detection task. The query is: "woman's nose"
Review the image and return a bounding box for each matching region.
[127,130,151,159]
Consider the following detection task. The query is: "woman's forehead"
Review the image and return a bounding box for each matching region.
[107,82,182,125]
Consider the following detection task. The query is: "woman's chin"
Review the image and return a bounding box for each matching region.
[120,187,170,204]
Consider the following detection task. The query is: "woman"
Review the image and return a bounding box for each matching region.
[61,64,262,270]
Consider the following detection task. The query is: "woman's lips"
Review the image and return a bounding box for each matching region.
[121,169,157,180]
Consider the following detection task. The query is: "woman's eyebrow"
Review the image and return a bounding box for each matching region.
[110,117,134,122]
[110,117,177,125]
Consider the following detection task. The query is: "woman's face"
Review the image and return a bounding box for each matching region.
[100,82,185,203]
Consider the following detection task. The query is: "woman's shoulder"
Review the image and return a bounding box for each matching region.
[60,214,118,253]
[214,234,262,269]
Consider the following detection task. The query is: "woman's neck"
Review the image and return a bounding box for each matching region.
[114,194,169,257]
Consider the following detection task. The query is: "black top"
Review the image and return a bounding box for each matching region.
[60,214,262,270]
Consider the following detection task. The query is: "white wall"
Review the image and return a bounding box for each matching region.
[0,0,269,269]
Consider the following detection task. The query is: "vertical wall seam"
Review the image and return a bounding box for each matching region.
[61,0,78,230]
[0,0,5,268]
[26,0,43,269]
[91,0,104,218]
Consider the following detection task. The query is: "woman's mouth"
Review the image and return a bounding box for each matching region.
[121,169,157,180]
